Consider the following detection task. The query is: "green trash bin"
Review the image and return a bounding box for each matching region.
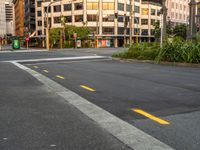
[12,36,20,50]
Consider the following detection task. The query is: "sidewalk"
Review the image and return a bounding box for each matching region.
[0,62,131,150]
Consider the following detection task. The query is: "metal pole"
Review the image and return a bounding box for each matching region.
[129,0,133,46]
[187,0,196,40]
[161,0,167,42]
[160,14,163,48]
[124,13,127,47]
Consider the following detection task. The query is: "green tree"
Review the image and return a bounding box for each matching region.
[173,24,187,39]
[49,28,61,47]
[153,21,161,41]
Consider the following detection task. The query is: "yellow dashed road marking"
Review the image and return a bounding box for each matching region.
[33,66,38,69]
[132,108,170,125]
[56,75,65,80]
[43,70,49,73]
[80,85,96,92]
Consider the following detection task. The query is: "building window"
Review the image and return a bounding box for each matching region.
[64,4,72,11]
[65,16,72,22]
[102,27,114,34]
[151,19,155,25]
[141,19,148,25]
[172,2,174,8]
[87,2,98,10]
[75,15,83,22]
[38,21,42,26]
[134,17,139,24]
[103,15,114,22]
[134,28,140,35]
[151,29,154,35]
[54,17,61,23]
[141,29,148,35]
[87,15,97,21]
[102,3,114,10]
[38,30,42,35]
[118,16,124,22]
[157,9,160,16]
[37,1,41,7]
[54,5,61,12]
[44,7,51,13]
[134,6,140,13]
[118,3,124,11]
[135,0,140,2]
[118,27,124,34]
[126,4,130,12]
[37,11,41,17]
[74,3,83,10]
[151,9,155,15]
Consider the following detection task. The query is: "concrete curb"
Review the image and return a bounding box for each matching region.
[112,57,200,68]
[11,60,175,150]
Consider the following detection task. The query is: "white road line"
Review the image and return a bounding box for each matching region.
[0,49,48,53]
[4,56,109,63]
[12,61,174,150]
[25,58,112,65]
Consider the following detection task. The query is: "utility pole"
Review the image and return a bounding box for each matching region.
[124,13,127,47]
[129,0,133,46]
[161,0,167,42]
[187,0,196,40]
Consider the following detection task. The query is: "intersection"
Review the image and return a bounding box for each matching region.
[0,49,200,150]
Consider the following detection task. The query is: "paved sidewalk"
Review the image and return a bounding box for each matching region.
[0,62,132,150]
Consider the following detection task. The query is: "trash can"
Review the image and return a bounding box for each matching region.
[12,36,20,50]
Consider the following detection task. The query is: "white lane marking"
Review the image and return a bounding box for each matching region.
[0,49,48,53]
[4,56,109,63]
[12,61,174,150]
[25,58,112,65]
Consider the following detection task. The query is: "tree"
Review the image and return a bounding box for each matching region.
[153,21,161,41]
[49,28,61,47]
[173,24,187,39]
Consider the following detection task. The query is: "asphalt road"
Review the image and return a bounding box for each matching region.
[25,59,200,150]
[0,62,132,150]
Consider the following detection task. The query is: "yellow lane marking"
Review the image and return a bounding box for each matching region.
[33,66,38,69]
[132,108,170,125]
[43,70,49,73]
[56,75,65,79]
[80,85,96,92]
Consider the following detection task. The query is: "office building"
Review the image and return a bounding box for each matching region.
[13,0,24,36]
[0,0,6,36]
[5,0,14,36]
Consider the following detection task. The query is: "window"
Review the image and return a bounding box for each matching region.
[134,28,140,35]
[151,9,155,15]
[38,21,42,26]
[74,3,83,10]
[151,19,155,25]
[38,30,42,35]
[103,15,114,22]
[157,9,160,16]
[151,29,154,35]
[126,4,130,12]
[64,4,72,11]
[102,27,114,34]
[172,2,174,8]
[65,16,72,22]
[134,17,139,24]
[53,5,61,12]
[75,15,83,22]
[141,29,148,35]
[102,3,114,10]
[37,11,41,17]
[37,1,41,7]
[134,6,140,13]
[44,7,51,13]
[141,19,148,25]
[87,3,98,10]
[118,27,124,34]
[118,16,124,22]
[118,3,124,11]
[54,17,61,23]
[135,0,140,2]
[87,15,97,21]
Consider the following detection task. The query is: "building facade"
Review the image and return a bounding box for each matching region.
[13,0,24,36]
[0,0,6,36]
[35,0,161,47]
[25,0,36,34]
[5,0,14,36]
[166,0,190,26]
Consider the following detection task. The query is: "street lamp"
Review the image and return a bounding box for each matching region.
[44,0,62,50]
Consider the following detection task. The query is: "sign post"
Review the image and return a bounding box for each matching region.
[25,36,29,49]
[73,33,77,48]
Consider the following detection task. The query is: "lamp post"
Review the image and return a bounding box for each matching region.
[45,0,62,50]
[129,0,133,46]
